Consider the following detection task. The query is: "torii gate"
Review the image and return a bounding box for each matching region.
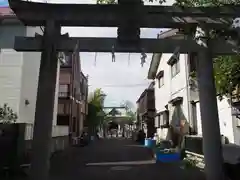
[8,0,240,180]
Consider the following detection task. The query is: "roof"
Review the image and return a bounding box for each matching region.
[136,88,154,103]
[147,29,183,80]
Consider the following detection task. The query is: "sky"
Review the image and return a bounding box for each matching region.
[0,0,9,6]
[3,0,175,107]
[53,0,175,107]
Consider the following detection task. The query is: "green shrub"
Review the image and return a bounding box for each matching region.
[0,103,18,124]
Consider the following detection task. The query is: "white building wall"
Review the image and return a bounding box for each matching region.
[0,49,23,115]
[155,53,171,113]
[169,54,189,124]
[218,99,234,143]
[18,27,41,123]
[154,52,237,144]
[196,102,202,136]
[18,50,41,123]
[0,24,67,137]
[155,53,189,139]
[196,99,236,144]
[0,25,26,116]
[155,53,172,139]
[18,26,60,125]
[19,26,62,127]
[232,117,240,145]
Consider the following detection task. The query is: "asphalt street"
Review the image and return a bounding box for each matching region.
[49,138,206,180]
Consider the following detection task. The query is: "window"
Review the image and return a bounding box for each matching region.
[174,105,181,127]
[65,104,70,114]
[191,102,198,134]
[58,103,64,114]
[171,59,180,78]
[72,117,77,133]
[158,77,164,88]
[159,113,164,126]
[61,54,72,66]
[58,103,70,114]
[59,84,69,92]
[57,116,69,126]
[156,71,164,88]
[159,111,169,128]
[232,105,240,127]
[155,115,160,128]
[164,111,169,126]
[237,118,240,127]
[59,84,70,97]
[167,52,180,78]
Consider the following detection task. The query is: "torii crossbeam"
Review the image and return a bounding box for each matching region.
[7,1,240,180]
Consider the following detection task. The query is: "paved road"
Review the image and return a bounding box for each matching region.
[49,138,206,180]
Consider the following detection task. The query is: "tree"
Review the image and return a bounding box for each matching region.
[0,103,18,124]
[121,100,135,111]
[88,88,106,110]
[173,0,240,100]
[87,88,106,134]
[98,0,240,100]
[121,100,136,125]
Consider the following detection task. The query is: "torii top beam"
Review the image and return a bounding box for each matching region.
[8,0,238,29]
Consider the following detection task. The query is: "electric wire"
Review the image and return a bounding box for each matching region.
[88,83,150,88]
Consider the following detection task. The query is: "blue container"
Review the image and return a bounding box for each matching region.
[155,151,180,163]
[144,138,156,148]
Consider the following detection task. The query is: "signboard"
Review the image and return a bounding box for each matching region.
[0,0,9,7]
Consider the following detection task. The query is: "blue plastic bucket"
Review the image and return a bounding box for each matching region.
[155,151,181,163]
[144,138,156,148]
[144,138,150,147]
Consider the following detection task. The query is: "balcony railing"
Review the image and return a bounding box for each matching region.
[58,92,70,97]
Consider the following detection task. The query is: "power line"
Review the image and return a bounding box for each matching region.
[88,83,150,88]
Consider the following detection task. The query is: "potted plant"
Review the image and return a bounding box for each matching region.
[0,103,19,174]
[0,103,18,124]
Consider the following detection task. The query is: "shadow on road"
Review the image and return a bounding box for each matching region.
[49,139,206,180]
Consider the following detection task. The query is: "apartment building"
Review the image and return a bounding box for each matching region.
[57,51,88,140]
[148,29,240,146]
[136,82,155,138]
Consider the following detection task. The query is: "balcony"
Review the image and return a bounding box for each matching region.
[59,84,70,98]
[58,92,70,98]
[137,89,155,116]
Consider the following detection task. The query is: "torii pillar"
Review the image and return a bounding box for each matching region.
[196,27,224,180]
[29,20,61,180]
